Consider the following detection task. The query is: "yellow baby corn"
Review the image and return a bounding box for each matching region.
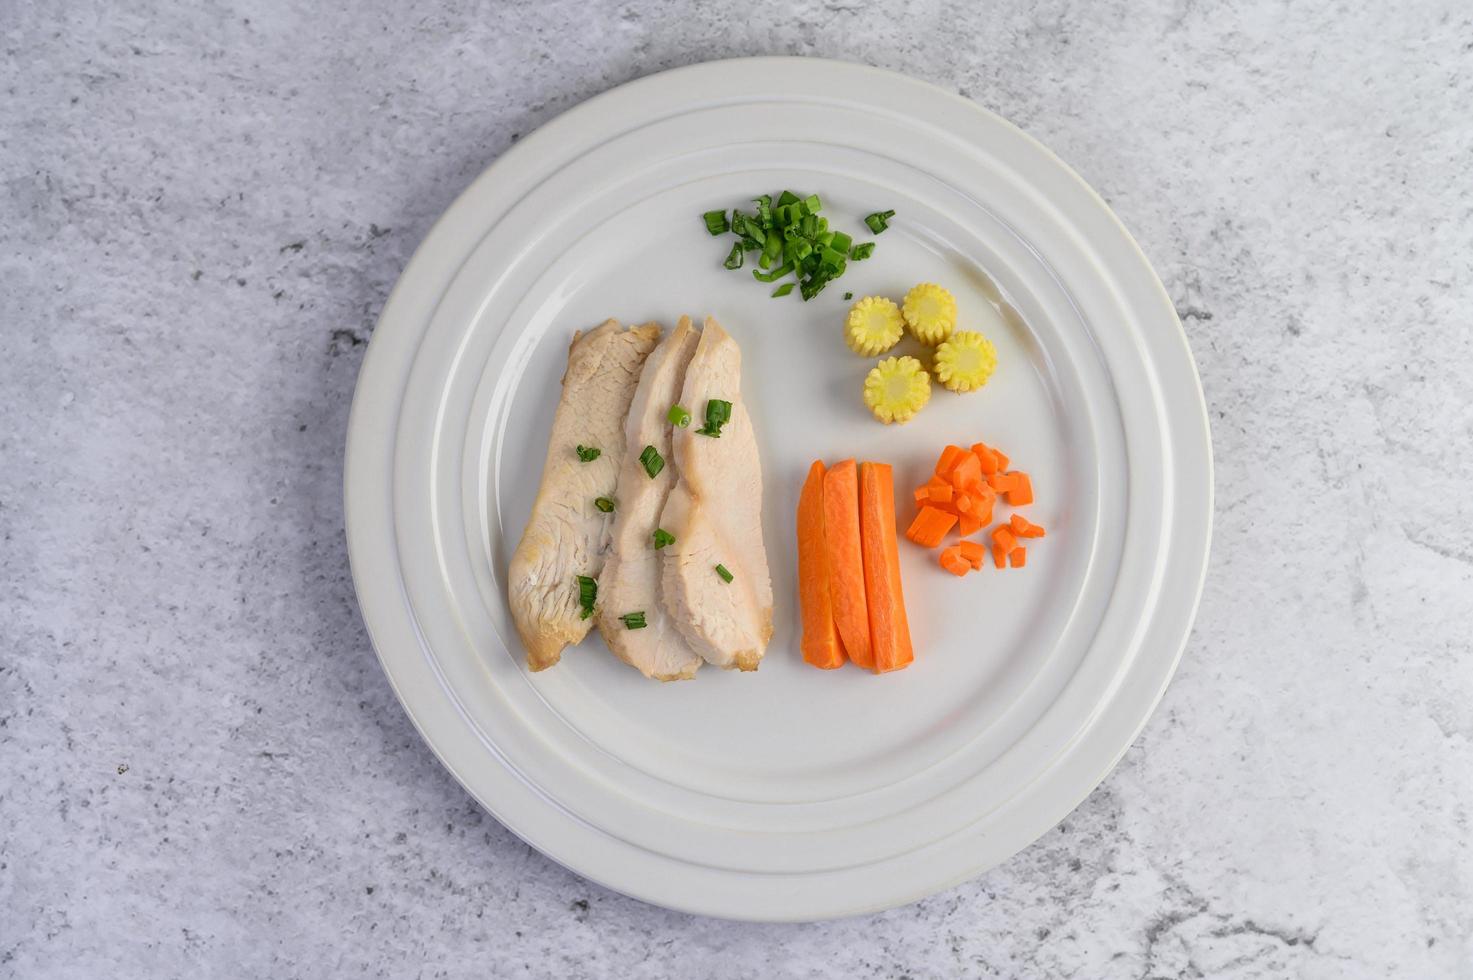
[863,356,932,424]
[844,296,905,356]
[933,331,998,392]
[902,283,957,345]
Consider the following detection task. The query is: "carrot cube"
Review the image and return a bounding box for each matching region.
[935,445,968,478]
[949,452,982,490]
[958,540,986,570]
[1009,547,1027,568]
[1010,514,1045,538]
[906,506,958,547]
[939,547,971,577]
[993,449,1010,471]
[991,525,1017,553]
[957,509,984,537]
[992,543,1008,568]
[970,442,1000,475]
[927,484,954,505]
[1005,472,1033,506]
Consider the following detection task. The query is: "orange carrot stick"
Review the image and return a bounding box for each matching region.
[824,459,873,670]
[859,462,915,673]
[797,460,845,670]
[905,506,957,547]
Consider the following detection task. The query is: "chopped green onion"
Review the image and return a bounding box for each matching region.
[575,445,600,463]
[771,283,795,298]
[843,291,854,300]
[652,528,675,549]
[696,398,733,437]
[849,242,875,261]
[777,190,800,207]
[760,234,782,267]
[829,231,852,254]
[864,209,895,234]
[576,575,597,620]
[594,496,615,513]
[723,243,744,270]
[619,611,647,630]
[752,195,772,228]
[799,277,829,301]
[752,261,794,284]
[715,564,734,583]
[803,194,821,212]
[638,444,664,479]
[667,405,691,427]
[702,210,729,236]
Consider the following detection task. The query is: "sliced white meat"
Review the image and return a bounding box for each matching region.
[659,317,773,671]
[596,317,704,681]
[508,319,661,671]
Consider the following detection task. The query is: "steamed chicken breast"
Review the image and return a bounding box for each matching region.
[660,317,773,670]
[508,319,661,671]
[595,317,704,681]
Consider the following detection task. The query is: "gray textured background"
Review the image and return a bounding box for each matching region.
[4,1,1471,977]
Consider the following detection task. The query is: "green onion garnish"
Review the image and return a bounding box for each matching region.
[652,528,675,549]
[695,398,732,437]
[576,575,597,620]
[619,611,647,630]
[575,445,601,463]
[707,193,888,300]
[864,209,895,234]
[752,262,794,284]
[594,497,615,513]
[703,210,729,236]
[843,291,854,300]
[639,445,664,479]
[667,405,691,427]
[715,564,734,583]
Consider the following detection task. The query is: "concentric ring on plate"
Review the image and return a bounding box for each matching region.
[345,58,1211,920]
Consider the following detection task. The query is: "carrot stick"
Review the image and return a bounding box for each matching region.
[859,462,914,673]
[824,459,873,670]
[797,460,845,669]
[905,506,957,547]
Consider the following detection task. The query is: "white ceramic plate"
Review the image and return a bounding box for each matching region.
[344,58,1211,921]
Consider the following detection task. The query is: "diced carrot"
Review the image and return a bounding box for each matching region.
[926,483,954,505]
[975,485,997,525]
[906,506,957,547]
[1010,513,1046,538]
[987,472,1015,493]
[860,462,915,673]
[954,492,975,516]
[992,543,1008,568]
[823,459,872,670]
[957,509,984,537]
[935,445,968,478]
[939,547,971,577]
[1009,546,1027,568]
[913,485,930,504]
[991,525,1018,553]
[958,540,986,570]
[1006,471,1034,506]
[797,460,845,670]
[971,442,1000,475]
[949,452,982,491]
[993,449,1010,471]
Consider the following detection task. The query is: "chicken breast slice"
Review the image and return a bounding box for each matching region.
[508,319,661,671]
[660,316,774,670]
[596,317,705,681]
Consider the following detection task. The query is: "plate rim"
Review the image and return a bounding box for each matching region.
[344,55,1214,921]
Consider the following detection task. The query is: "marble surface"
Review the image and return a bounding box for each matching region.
[3,0,1471,976]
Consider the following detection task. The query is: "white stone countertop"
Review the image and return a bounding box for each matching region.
[4,1,1471,977]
